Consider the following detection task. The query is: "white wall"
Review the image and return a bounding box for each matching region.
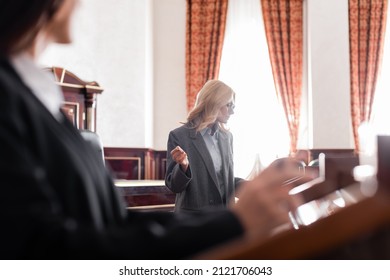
[153,0,187,150]
[39,0,354,151]
[39,0,186,150]
[306,0,354,149]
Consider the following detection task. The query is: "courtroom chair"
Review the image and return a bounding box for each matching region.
[79,130,105,165]
[304,158,320,178]
[308,158,320,167]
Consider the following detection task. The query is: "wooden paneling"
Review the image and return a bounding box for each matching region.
[154,150,167,180]
[107,149,172,211]
[104,147,167,180]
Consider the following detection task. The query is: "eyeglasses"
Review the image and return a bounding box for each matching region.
[225,102,235,110]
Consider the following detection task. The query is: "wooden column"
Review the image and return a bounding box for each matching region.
[45,67,104,132]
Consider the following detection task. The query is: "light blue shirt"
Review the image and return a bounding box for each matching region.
[200,125,226,202]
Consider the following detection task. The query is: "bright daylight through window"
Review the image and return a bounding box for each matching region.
[219,0,290,179]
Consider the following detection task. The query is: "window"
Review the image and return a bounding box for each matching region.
[219,0,290,178]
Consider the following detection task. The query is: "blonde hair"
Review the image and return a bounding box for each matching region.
[187,80,235,132]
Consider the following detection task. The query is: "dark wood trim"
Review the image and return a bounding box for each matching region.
[308,149,356,163]
[115,180,175,211]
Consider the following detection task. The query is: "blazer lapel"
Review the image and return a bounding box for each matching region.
[189,128,220,190]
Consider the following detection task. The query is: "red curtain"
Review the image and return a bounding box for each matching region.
[349,0,388,151]
[186,0,228,111]
[261,0,303,153]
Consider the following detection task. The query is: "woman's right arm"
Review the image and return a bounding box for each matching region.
[165,131,192,193]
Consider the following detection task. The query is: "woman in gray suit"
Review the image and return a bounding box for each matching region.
[166,80,243,212]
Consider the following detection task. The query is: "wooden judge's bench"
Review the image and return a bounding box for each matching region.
[45,67,103,132]
[196,137,390,259]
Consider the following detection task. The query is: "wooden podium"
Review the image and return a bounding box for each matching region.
[196,139,390,259]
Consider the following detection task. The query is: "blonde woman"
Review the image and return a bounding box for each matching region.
[166,80,244,212]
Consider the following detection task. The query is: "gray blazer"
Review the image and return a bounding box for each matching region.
[165,124,242,212]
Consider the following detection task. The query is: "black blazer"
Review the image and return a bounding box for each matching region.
[0,59,243,259]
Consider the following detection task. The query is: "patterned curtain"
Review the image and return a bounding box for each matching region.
[260,0,303,153]
[349,0,388,151]
[186,0,228,111]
